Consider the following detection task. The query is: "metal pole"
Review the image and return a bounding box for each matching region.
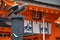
[42,16,45,40]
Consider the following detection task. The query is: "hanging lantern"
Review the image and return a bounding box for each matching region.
[55,17,60,24]
[32,10,42,20]
[0,0,2,7]
[55,17,60,27]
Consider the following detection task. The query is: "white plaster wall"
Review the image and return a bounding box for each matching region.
[24,20,51,34]
[33,21,40,33]
[24,20,32,33]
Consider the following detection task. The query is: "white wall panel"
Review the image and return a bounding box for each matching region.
[33,21,40,33]
[24,20,32,33]
[40,22,51,34]
[48,23,51,34]
[24,20,51,34]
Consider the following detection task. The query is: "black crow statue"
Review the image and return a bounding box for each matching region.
[7,3,27,16]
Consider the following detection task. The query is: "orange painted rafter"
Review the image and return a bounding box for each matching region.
[26,5,60,14]
[0,27,11,33]
[3,0,16,6]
